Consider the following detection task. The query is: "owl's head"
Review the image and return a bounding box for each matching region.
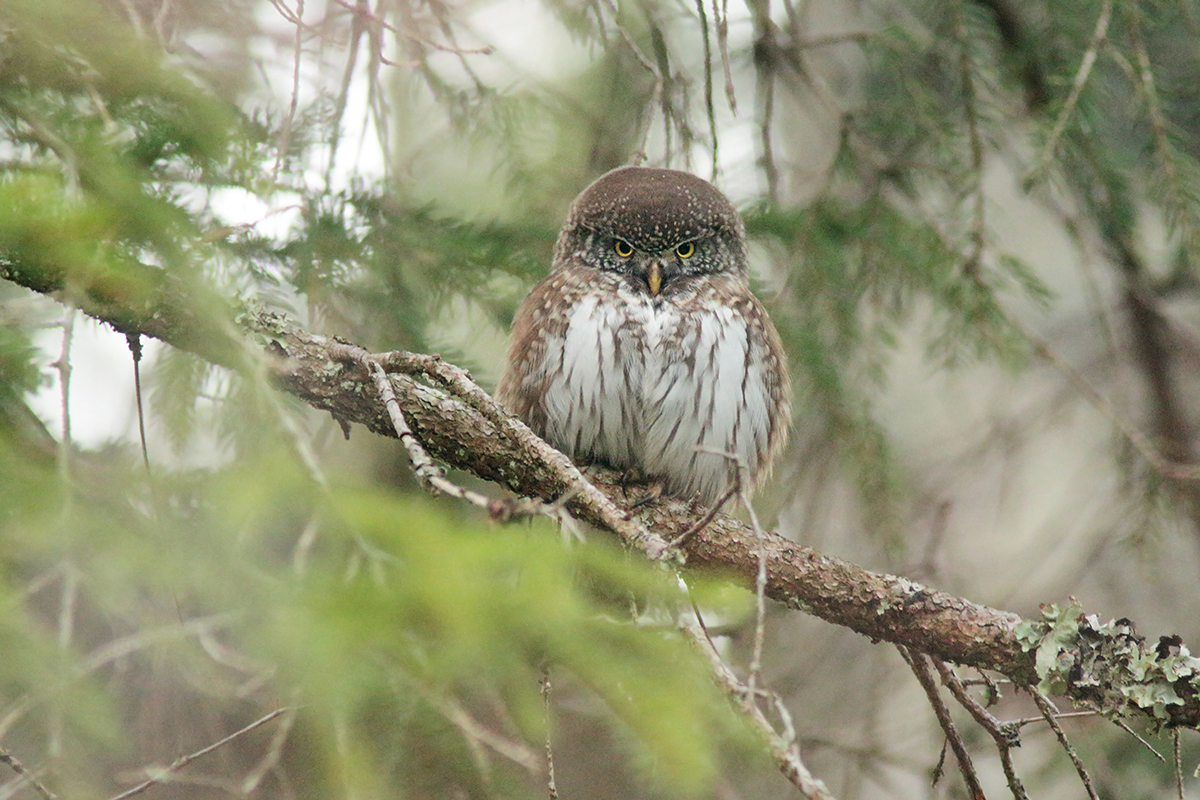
[554,166,747,296]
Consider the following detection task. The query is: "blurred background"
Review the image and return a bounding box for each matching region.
[3,0,1200,797]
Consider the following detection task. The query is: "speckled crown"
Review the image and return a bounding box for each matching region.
[559,166,745,256]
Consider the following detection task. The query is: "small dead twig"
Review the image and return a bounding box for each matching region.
[899,647,986,799]
[367,358,494,507]
[1029,691,1099,800]
[934,662,1028,800]
[694,0,718,179]
[678,609,835,799]
[434,695,542,776]
[739,469,770,697]
[1110,716,1165,762]
[274,0,305,176]
[692,449,769,695]
[598,0,664,159]
[365,357,581,525]
[668,482,737,547]
[0,746,57,800]
[329,0,493,55]
[1011,709,1096,728]
[330,344,671,558]
[239,703,297,794]
[108,708,288,800]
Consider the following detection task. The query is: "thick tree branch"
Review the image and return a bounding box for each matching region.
[5,258,1200,731]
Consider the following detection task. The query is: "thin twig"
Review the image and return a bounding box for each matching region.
[599,0,663,159]
[1126,3,1176,191]
[0,746,57,800]
[1016,317,1200,481]
[365,357,579,524]
[740,469,769,697]
[1011,709,1097,728]
[694,0,718,180]
[1124,1,1200,253]
[275,0,305,176]
[934,662,1028,800]
[748,0,779,202]
[108,708,288,800]
[366,359,495,509]
[1174,730,1184,800]
[678,610,835,799]
[956,1,986,278]
[713,0,736,113]
[338,345,671,558]
[240,704,297,794]
[541,669,558,800]
[668,482,737,547]
[691,448,769,694]
[50,309,77,761]
[899,647,986,799]
[1110,716,1165,762]
[1028,0,1111,179]
[1029,691,1099,800]
[329,0,493,54]
[54,309,74,487]
[127,333,152,473]
[435,695,542,774]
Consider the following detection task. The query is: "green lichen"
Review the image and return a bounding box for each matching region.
[1016,600,1200,727]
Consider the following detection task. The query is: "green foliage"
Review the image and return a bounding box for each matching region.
[262,489,741,793]
[7,0,1200,795]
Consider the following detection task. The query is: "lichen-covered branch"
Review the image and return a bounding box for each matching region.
[5,259,1200,730]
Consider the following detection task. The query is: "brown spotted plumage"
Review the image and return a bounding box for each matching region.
[497,166,791,505]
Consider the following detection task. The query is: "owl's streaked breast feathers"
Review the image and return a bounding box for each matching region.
[498,166,791,505]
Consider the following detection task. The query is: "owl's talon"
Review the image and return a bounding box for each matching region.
[618,468,645,497]
[629,483,663,509]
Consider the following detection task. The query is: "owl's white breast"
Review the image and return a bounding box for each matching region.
[543,291,649,467]
[643,303,768,502]
[541,280,774,503]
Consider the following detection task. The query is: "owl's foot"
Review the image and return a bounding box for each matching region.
[628,481,664,509]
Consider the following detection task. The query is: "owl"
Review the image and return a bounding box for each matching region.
[497,166,791,506]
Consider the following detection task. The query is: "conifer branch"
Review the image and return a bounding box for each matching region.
[5,259,1200,733]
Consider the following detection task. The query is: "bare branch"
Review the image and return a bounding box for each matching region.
[0,746,57,800]
[680,610,836,799]
[934,662,1029,800]
[541,670,559,800]
[1030,692,1099,800]
[108,708,289,800]
[899,647,986,800]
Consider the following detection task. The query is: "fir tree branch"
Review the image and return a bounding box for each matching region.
[5,257,1200,732]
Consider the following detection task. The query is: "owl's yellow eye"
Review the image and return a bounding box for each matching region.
[675,242,695,259]
[614,240,634,258]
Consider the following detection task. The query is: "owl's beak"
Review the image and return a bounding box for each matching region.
[647,262,662,296]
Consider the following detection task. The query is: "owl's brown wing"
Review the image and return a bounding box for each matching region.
[741,286,792,485]
[496,269,578,438]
